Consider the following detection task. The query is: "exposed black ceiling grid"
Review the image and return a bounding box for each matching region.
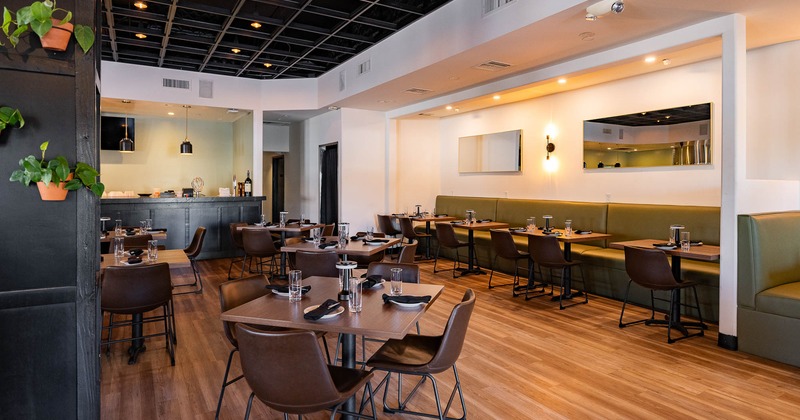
[102,0,452,79]
[588,103,711,127]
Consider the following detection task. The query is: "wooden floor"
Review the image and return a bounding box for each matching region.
[100,257,800,419]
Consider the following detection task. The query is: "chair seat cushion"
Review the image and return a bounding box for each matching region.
[367,334,442,373]
[328,365,373,395]
[755,282,800,318]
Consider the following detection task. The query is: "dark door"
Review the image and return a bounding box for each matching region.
[320,144,338,225]
[272,155,285,222]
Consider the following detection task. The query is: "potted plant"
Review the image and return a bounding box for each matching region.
[9,141,104,200]
[0,105,24,135]
[2,1,94,53]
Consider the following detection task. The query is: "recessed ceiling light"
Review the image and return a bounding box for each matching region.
[493,95,501,100]
[665,115,671,119]
[231,48,241,54]
[227,108,239,113]
[133,1,147,9]
[135,33,146,39]
[121,99,131,103]
[558,78,567,84]
[446,105,453,110]
[264,63,272,68]
[644,56,656,63]
[662,58,672,66]
[168,112,175,116]
[251,22,262,29]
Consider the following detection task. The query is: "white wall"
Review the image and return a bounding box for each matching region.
[100,116,233,195]
[232,114,254,192]
[340,109,387,232]
[299,111,341,223]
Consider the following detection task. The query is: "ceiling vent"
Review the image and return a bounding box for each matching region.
[418,113,434,117]
[339,70,346,92]
[404,87,433,95]
[483,0,517,16]
[162,78,190,89]
[199,80,213,98]
[358,59,371,76]
[472,60,511,71]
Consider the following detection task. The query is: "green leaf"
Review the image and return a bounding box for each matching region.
[9,169,24,183]
[40,170,52,185]
[29,2,52,22]
[64,179,81,190]
[51,156,70,181]
[2,8,11,36]
[40,141,49,151]
[29,18,51,39]
[90,183,105,197]
[16,6,33,25]
[73,24,94,53]
[22,155,41,173]
[59,11,71,25]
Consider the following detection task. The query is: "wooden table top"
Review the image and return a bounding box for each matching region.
[510,228,612,243]
[609,239,720,261]
[220,276,444,339]
[447,221,509,231]
[405,215,459,223]
[280,236,401,257]
[237,223,324,233]
[101,230,167,242]
[100,249,191,271]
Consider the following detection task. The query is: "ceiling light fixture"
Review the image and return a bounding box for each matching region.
[493,95,501,100]
[180,105,193,155]
[558,78,567,84]
[251,22,262,29]
[167,112,174,116]
[585,0,624,20]
[662,58,672,65]
[135,33,147,39]
[644,56,656,63]
[133,1,147,9]
[119,115,134,153]
[231,48,241,54]
[446,105,453,110]
[264,63,272,68]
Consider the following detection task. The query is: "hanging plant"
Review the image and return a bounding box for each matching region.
[2,1,94,53]
[9,141,105,199]
[0,106,24,135]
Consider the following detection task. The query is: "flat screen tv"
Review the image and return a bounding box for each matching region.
[100,116,135,150]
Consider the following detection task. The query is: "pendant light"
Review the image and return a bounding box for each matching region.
[119,115,134,153]
[180,105,193,155]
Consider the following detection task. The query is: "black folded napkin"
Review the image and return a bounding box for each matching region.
[304,299,341,320]
[382,294,431,304]
[477,219,493,223]
[129,248,144,256]
[302,237,315,242]
[510,227,526,232]
[127,256,142,264]
[363,238,389,244]
[653,243,677,248]
[125,228,135,235]
[574,230,592,234]
[450,221,464,224]
[318,241,339,249]
[350,235,361,241]
[363,275,383,288]
[265,285,311,294]
[435,214,448,217]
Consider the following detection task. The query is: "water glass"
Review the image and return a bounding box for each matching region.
[681,232,691,252]
[113,237,125,259]
[565,219,573,237]
[527,217,536,232]
[338,222,350,248]
[279,211,288,227]
[145,218,152,231]
[348,277,362,313]
[260,214,267,226]
[390,267,403,296]
[147,239,158,261]
[301,213,306,223]
[139,220,147,235]
[288,270,302,302]
[311,227,322,246]
[114,219,122,236]
[365,227,374,241]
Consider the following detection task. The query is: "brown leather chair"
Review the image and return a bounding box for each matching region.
[619,246,706,343]
[242,228,280,277]
[227,222,248,279]
[489,229,533,295]
[349,232,387,268]
[527,235,587,309]
[123,233,153,249]
[366,262,420,284]
[433,222,474,278]
[377,214,401,237]
[321,223,335,236]
[283,236,304,270]
[399,217,430,259]
[236,326,376,419]
[366,289,476,420]
[294,250,339,278]
[101,263,175,365]
[397,241,418,264]
[174,227,206,295]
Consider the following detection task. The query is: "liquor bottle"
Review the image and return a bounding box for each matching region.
[244,170,252,196]
[232,174,237,196]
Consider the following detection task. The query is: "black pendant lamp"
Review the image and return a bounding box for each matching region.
[180,105,193,155]
[119,115,134,153]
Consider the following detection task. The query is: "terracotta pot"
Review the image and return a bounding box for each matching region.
[40,18,74,52]
[36,173,73,201]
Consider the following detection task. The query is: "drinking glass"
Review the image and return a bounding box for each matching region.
[301,213,306,223]
[147,239,158,261]
[390,267,403,296]
[260,214,266,226]
[338,222,350,248]
[139,220,147,235]
[527,217,536,232]
[681,232,691,252]
[279,211,288,227]
[113,237,125,260]
[288,270,302,302]
[145,218,152,231]
[348,277,362,313]
[565,219,573,237]
[365,227,374,241]
[114,219,122,236]
[311,227,322,246]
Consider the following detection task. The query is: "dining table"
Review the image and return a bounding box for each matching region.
[101,229,168,242]
[220,276,444,419]
[408,214,458,258]
[449,220,510,276]
[238,223,324,277]
[280,235,402,262]
[609,239,717,334]
[511,228,612,301]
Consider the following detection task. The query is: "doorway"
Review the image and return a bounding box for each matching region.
[271,155,285,222]
[320,144,338,225]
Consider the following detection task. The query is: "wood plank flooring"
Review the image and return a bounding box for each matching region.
[100,258,800,419]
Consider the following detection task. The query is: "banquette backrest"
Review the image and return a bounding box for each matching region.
[434,195,498,222]
[606,203,720,246]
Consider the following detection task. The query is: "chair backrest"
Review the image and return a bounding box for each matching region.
[428,289,476,373]
[229,222,247,249]
[527,235,567,266]
[397,241,418,263]
[490,229,524,259]
[123,234,153,249]
[284,237,304,270]
[398,217,417,240]
[377,214,401,236]
[184,227,207,258]
[366,262,420,283]
[236,326,342,414]
[322,223,335,236]
[219,275,270,348]
[435,222,462,248]
[101,263,172,314]
[294,251,339,278]
[242,228,279,256]
[624,246,680,290]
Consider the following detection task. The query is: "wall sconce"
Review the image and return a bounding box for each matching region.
[544,135,558,173]
[545,135,555,160]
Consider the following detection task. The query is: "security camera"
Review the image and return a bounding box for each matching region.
[586,0,624,19]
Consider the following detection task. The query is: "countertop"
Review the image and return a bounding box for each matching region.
[100,196,265,204]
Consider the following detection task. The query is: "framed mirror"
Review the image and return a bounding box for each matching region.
[458,129,522,173]
[583,103,711,169]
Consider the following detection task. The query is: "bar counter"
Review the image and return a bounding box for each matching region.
[101,196,264,259]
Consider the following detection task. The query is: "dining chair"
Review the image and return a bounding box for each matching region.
[349,232,387,268]
[433,222,474,278]
[366,289,475,420]
[398,217,430,259]
[101,263,175,365]
[227,222,248,279]
[174,226,206,295]
[283,236,304,270]
[489,229,532,295]
[397,241,418,264]
[619,246,705,343]
[322,223,335,236]
[294,250,339,278]
[527,235,587,309]
[242,228,280,278]
[215,275,332,419]
[123,233,153,249]
[377,214,402,237]
[236,325,376,420]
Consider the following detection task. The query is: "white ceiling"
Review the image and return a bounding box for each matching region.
[102,0,800,122]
